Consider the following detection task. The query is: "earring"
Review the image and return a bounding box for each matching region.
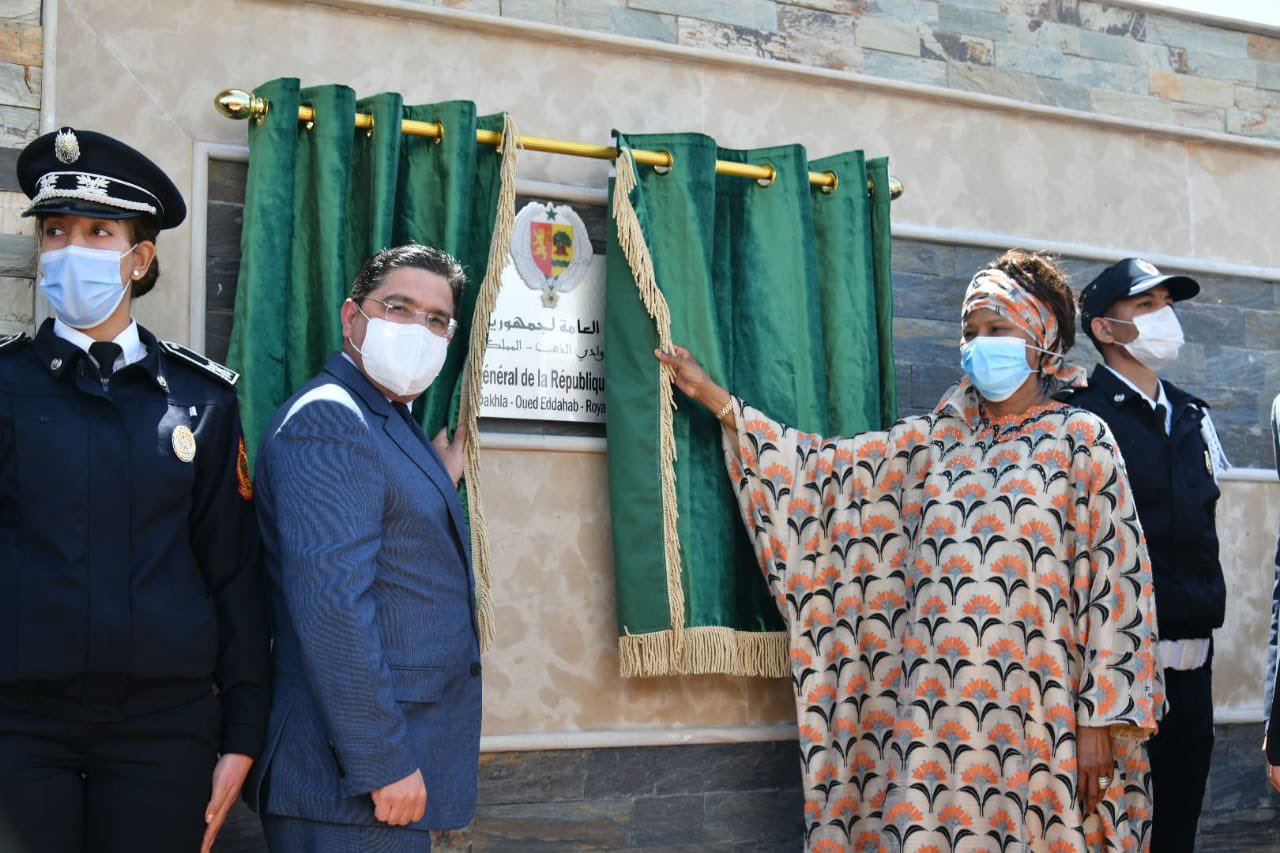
[132,270,142,278]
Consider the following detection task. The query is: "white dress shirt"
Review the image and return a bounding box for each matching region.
[53,318,147,372]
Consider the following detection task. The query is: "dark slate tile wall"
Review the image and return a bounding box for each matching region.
[213,741,804,852]
[891,239,1280,469]
[214,729,1280,850]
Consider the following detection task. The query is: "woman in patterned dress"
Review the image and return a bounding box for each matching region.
[657,251,1162,852]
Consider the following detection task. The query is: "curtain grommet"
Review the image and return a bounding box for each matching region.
[364,114,374,139]
[756,163,776,188]
[652,150,674,176]
[434,120,444,145]
[820,170,839,195]
[252,94,269,127]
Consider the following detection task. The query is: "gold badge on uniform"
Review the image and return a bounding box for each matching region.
[171,425,197,462]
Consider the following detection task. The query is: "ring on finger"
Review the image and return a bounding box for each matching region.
[1098,775,1114,788]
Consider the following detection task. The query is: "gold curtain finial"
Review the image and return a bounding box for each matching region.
[214,87,904,200]
[215,89,269,124]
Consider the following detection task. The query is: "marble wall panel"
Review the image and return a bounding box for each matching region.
[473,449,1280,735]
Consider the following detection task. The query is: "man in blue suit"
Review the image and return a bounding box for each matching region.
[248,244,480,851]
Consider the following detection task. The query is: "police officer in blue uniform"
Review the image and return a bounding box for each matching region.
[1061,259,1228,852]
[0,128,269,852]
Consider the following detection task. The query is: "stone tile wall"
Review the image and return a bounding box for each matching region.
[0,0,38,336]
[411,0,1280,143]
[213,728,1280,850]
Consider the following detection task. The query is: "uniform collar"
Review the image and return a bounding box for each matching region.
[52,317,147,371]
[1102,364,1171,433]
[1088,364,1205,432]
[1101,363,1168,412]
[34,317,169,392]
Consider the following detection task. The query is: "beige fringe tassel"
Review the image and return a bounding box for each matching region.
[619,628,790,679]
[457,113,519,654]
[612,150,790,679]
[611,148,690,671]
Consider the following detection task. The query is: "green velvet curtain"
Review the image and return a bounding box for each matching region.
[606,132,895,678]
[226,77,515,649]
[228,77,508,457]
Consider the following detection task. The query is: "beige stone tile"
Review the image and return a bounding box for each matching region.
[0,189,35,235]
[0,273,30,323]
[1150,70,1236,109]
[476,448,787,734]
[854,18,920,58]
[0,21,39,66]
[1186,142,1280,267]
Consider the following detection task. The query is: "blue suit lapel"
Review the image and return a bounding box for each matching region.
[322,354,471,560]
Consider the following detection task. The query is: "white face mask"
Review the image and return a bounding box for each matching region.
[1110,305,1184,371]
[350,309,449,397]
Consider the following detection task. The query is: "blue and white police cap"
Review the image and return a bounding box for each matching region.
[17,127,186,229]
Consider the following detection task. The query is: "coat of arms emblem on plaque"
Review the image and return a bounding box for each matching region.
[511,201,593,308]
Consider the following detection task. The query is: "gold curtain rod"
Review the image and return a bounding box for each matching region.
[214,89,904,200]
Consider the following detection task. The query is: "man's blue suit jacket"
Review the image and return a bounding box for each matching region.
[246,353,481,831]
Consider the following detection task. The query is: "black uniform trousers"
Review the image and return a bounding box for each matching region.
[1147,662,1215,853]
[0,692,219,853]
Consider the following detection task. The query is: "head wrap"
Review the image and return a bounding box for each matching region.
[960,267,1088,389]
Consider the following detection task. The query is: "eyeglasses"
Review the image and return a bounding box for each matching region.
[364,296,457,340]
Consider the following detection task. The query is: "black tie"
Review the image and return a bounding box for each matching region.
[394,402,430,450]
[1154,403,1168,434]
[88,341,122,381]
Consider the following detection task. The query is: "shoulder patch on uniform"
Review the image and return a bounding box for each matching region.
[160,340,239,387]
[0,332,29,353]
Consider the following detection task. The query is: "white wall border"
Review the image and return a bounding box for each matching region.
[481,724,797,753]
[896,224,1280,284]
[188,141,249,352]
[480,705,1266,752]
[1118,0,1280,39]
[293,0,1280,155]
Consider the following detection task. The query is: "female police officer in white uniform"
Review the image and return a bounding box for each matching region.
[0,128,269,852]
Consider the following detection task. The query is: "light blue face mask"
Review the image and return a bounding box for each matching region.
[960,336,1037,402]
[39,243,137,329]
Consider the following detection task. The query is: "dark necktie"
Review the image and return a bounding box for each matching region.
[88,341,122,381]
[1154,403,1168,435]
[394,402,431,450]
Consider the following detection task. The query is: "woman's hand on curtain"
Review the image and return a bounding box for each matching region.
[655,345,734,428]
[1076,724,1115,813]
[432,424,468,486]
